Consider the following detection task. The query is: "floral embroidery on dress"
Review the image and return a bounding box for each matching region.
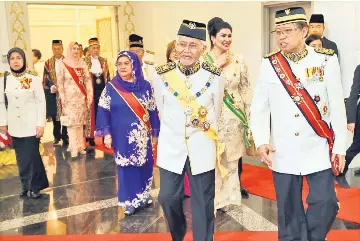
[118,176,153,208]
[139,90,156,111]
[98,86,111,111]
[114,122,149,166]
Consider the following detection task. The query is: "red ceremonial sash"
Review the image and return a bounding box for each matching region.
[109,82,152,132]
[63,63,87,98]
[268,52,340,176]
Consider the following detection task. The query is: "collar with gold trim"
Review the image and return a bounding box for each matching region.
[284,48,308,63]
[178,61,201,76]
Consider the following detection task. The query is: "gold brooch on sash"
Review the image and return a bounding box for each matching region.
[314,95,321,104]
[190,106,210,130]
[198,106,208,118]
[143,114,149,122]
[292,93,304,105]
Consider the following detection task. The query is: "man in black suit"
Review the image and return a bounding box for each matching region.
[308,14,339,58]
[336,65,360,188]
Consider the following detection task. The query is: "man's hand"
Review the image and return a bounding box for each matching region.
[36,126,44,138]
[347,123,355,133]
[257,144,276,168]
[331,153,345,173]
[50,85,58,93]
[0,126,7,134]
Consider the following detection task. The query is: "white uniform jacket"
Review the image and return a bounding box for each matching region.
[250,46,347,175]
[153,61,225,175]
[0,71,46,137]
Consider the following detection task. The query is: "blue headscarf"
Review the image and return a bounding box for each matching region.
[112,51,146,92]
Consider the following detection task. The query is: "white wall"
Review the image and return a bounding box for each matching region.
[131,1,263,87]
[312,1,359,97]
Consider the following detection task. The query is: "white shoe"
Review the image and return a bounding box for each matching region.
[79,150,86,155]
[71,152,78,158]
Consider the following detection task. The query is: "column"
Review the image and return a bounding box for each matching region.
[0,2,10,72]
[5,1,33,69]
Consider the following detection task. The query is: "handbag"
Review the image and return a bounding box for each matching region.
[246,133,259,157]
[60,115,71,126]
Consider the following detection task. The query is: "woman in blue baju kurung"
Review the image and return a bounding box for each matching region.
[95,51,160,215]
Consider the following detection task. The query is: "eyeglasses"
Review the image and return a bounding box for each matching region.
[271,28,299,37]
[177,42,200,51]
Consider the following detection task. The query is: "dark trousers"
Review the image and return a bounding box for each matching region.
[86,96,100,146]
[158,159,215,241]
[343,107,360,175]
[273,169,339,241]
[238,157,243,177]
[12,136,49,192]
[52,116,68,142]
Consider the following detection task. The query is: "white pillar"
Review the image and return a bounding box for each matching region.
[312,1,359,97]
[0,2,10,72]
[4,1,33,69]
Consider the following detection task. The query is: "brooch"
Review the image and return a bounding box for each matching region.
[198,106,208,118]
[314,95,321,104]
[18,77,32,89]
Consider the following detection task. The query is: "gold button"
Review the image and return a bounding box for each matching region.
[295,113,299,118]
[185,136,189,140]
[295,132,299,136]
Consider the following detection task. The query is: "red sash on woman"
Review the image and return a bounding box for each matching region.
[268,52,340,176]
[109,82,157,165]
[63,63,95,138]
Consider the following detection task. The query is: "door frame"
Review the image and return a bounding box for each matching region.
[262,1,313,55]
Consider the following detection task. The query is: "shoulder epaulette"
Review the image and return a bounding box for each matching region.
[264,50,280,58]
[314,47,335,56]
[155,62,176,75]
[202,61,222,76]
[146,50,155,55]
[27,69,38,76]
[0,72,4,77]
[144,60,154,65]
[98,56,107,62]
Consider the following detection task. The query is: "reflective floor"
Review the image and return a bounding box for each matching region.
[0,124,360,235]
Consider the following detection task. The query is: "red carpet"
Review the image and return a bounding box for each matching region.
[2,230,359,241]
[242,164,360,224]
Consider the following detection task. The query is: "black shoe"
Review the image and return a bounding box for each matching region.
[355,168,360,176]
[336,175,350,189]
[19,190,28,197]
[28,191,41,199]
[86,147,95,154]
[53,140,60,145]
[241,187,249,199]
[62,140,69,146]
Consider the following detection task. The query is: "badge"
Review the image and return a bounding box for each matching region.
[321,105,328,115]
[198,106,208,118]
[190,117,200,128]
[202,121,210,131]
[184,106,193,116]
[292,94,303,105]
[96,78,101,84]
[314,95,321,104]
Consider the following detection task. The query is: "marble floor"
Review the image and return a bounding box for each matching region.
[0,124,360,236]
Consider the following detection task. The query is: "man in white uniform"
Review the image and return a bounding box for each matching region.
[250,7,347,241]
[153,20,225,241]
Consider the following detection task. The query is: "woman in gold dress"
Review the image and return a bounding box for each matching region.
[203,17,253,211]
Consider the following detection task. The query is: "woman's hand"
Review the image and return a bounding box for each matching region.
[104,134,112,149]
[215,51,230,68]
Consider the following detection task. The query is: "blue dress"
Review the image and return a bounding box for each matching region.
[96,78,160,208]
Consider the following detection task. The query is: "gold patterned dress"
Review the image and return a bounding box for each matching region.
[204,52,252,210]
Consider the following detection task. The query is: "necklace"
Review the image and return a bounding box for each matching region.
[284,48,308,63]
[160,74,215,103]
[178,61,201,89]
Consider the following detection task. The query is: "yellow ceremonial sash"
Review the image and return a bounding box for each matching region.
[161,70,229,178]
